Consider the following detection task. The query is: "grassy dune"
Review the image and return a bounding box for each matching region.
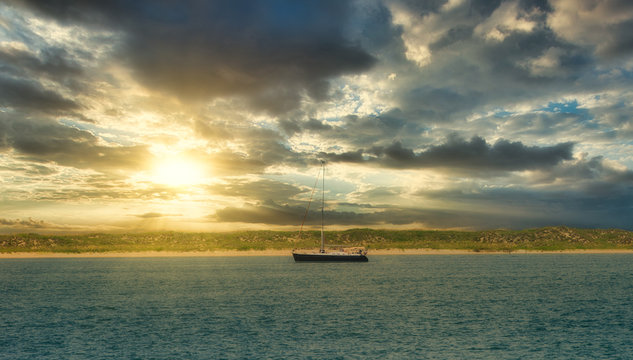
[1,226,633,254]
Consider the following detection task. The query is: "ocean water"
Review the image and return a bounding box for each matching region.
[1,255,633,359]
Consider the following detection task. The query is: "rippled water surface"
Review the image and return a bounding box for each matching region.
[2,255,633,359]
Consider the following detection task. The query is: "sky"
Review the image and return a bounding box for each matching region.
[1,0,633,233]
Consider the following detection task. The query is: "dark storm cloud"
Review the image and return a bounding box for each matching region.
[0,45,83,80]
[388,0,447,15]
[409,154,633,229]
[0,115,152,171]
[394,0,530,18]
[296,110,428,148]
[211,182,398,226]
[600,21,633,58]
[303,118,333,132]
[0,118,9,150]
[214,155,633,229]
[478,31,591,81]
[485,111,593,141]
[15,0,376,112]
[0,75,78,114]
[401,87,484,123]
[537,155,633,187]
[213,199,614,230]
[0,37,86,117]
[321,135,573,172]
[416,185,633,230]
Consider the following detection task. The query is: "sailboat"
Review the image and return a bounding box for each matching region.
[292,161,368,262]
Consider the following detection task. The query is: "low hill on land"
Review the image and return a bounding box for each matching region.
[1,226,633,253]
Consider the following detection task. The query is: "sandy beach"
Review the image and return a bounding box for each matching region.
[2,248,633,258]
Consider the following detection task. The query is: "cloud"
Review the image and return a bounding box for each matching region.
[292,110,429,150]
[321,135,574,173]
[14,0,377,113]
[548,0,633,58]
[192,125,306,175]
[2,0,633,232]
[0,43,83,81]
[213,199,627,230]
[0,75,78,114]
[400,87,484,123]
[0,162,58,176]
[532,154,633,186]
[348,186,404,205]
[473,0,540,42]
[415,183,633,230]
[134,212,180,219]
[214,202,308,226]
[388,0,477,67]
[303,118,334,132]
[0,114,152,172]
[208,179,304,202]
[409,154,633,229]
[0,217,51,228]
[0,217,100,233]
[0,36,88,118]
[22,184,181,202]
[213,200,375,226]
[0,217,81,232]
[519,47,569,77]
[389,0,544,66]
[381,0,604,130]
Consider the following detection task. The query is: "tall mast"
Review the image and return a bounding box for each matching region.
[320,160,325,253]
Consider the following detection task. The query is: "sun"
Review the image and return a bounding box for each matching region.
[151,157,207,186]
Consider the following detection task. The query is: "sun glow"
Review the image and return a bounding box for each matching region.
[151,157,208,186]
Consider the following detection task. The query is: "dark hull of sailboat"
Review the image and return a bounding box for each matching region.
[292,253,368,262]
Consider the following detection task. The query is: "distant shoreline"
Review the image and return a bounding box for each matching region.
[3,248,633,258]
[3,227,633,256]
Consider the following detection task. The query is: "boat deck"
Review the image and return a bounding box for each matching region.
[292,248,368,262]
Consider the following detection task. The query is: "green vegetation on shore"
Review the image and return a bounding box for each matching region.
[1,226,633,253]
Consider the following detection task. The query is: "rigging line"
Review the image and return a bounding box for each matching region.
[299,165,322,238]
